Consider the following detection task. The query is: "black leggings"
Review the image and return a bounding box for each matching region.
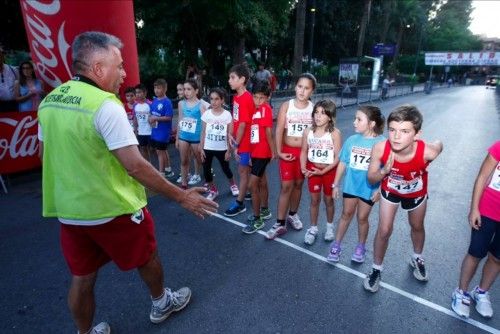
[203,149,233,182]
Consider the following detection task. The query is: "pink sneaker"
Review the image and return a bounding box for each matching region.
[206,189,218,201]
[230,184,239,196]
[265,223,287,240]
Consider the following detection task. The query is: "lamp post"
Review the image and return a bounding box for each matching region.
[308,0,316,73]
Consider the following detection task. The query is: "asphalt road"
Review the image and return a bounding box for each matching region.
[1,85,499,333]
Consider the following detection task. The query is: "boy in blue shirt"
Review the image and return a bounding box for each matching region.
[150,79,175,178]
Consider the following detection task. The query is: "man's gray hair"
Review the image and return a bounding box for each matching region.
[72,31,123,72]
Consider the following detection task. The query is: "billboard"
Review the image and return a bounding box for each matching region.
[425,52,500,66]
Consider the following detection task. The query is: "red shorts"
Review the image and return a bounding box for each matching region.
[279,145,303,181]
[306,162,336,196]
[60,207,157,276]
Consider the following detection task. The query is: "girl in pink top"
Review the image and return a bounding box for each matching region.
[451,140,500,319]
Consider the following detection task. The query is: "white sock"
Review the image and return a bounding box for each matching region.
[165,167,172,172]
[310,225,318,233]
[326,222,334,230]
[372,263,383,271]
[412,253,423,260]
[152,289,168,309]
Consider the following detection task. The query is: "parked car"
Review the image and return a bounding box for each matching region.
[485,75,499,89]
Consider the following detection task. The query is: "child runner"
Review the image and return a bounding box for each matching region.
[134,83,152,161]
[363,105,443,293]
[176,79,205,189]
[199,87,239,200]
[149,78,175,178]
[123,86,136,131]
[451,140,500,319]
[265,73,316,239]
[300,99,341,245]
[224,64,255,217]
[327,106,385,263]
[242,80,276,234]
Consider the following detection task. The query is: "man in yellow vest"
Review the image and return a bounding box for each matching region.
[38,31,218,334]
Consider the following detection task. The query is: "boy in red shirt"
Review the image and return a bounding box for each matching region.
[224,64,255,217]
[242,80,276,234]
[123,86,136,132]
[363,105,443,293]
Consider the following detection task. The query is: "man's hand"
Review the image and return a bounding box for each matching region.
[180,187,218,218]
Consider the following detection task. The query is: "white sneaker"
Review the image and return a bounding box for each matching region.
[304,227,318,245]
[286,214,303,230]
[90,322,110,334]
[471,287,493,318]
[451,288,471,318]
[230,184,239,196]
[188,174,201,185]
[177,173,191,184]
[206,189,219,201]
[324,226,334,241]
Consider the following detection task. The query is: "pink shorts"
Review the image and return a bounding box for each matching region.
[60,207,157,276]
[306,162,336,196]
[279,145,303,181]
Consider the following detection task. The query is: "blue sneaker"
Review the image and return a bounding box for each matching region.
[224,201,246,217]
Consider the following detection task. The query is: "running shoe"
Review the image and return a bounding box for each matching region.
[206,189,219,201]
[244,192,252,201]
[451,288,471,318]
[188,174,202,185]
[286,214,303,230]
[363,268,381,293]
[230,184,239,196]
[89,322,110,334]
[351,244,366,263]
[410,257,428,281]
[260,208,272,220]
[324,225,334,241]
[304,227,318,245]
[242,216,265,234]
[164,170,175,178]
[326,241,341,263]
[471,286,493,318]
[150,287,192,324]
[177,173,191,184]
[265,223,287,240]
[224,201,246,217]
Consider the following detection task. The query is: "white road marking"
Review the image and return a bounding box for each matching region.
[210,212,499,334]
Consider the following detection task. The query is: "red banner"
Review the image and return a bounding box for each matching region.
[0,111,40,174]
[19,0,140,92]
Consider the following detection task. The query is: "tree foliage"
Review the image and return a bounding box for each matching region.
[3,0,484,84]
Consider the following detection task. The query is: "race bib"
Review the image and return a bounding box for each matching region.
[308,148,334,164]
[136,113,148,124]
[207,122,226,137]
[179,117,197,133]
[488,162,500,192]
[250,124,259,144]
[287,121,309,137]
[349,146,371,171]
[387,176,423,194]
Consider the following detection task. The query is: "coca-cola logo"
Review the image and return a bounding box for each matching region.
[0,115,39,160]
[21,0,72,89]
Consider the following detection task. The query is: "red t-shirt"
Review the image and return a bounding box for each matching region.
[124,102,135,126]
[250,103,273,158]
[232,91,254,153]
[381,140,429,199]
[479,141,500,221]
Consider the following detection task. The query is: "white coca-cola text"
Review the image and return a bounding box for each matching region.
[21,0,72,89]
[0,116,39,160]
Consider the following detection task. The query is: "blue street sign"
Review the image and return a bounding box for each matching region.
[372,43,395,57]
